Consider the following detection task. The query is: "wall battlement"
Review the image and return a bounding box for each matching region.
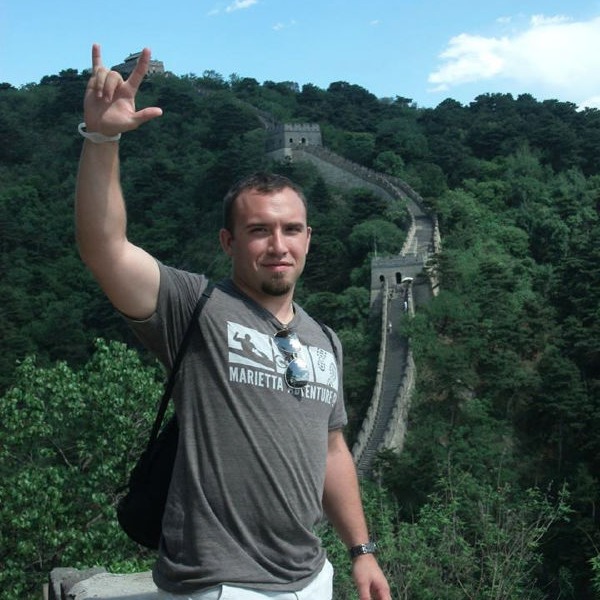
[265,123,323,157]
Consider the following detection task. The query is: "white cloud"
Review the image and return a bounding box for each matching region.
[579,95,600,110]
[428,14,600,106]
[428,33,508,90]
[225,0,258,13]
[272,19,296,31]
[529,14,570,27]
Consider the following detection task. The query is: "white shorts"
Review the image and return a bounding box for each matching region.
[157,559,333,600]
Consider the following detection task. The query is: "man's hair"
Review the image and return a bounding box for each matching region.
[222,171,308,232]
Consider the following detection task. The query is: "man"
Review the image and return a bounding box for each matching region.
[76,44,391,600]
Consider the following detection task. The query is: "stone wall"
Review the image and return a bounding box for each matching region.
[271,141,436,475]
[351,282,389,465]
[381,350,415,451]
[47,568,157,600]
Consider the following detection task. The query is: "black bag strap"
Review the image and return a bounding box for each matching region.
[146,281,215,449]
[315,319,338,363]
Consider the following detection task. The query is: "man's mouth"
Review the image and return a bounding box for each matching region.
[263,262,292,271]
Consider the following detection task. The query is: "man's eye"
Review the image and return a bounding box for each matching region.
[250,227,268,234]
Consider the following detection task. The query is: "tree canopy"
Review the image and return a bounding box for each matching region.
[2,67,600,597]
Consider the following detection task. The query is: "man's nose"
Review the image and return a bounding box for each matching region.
[269,230,287,254]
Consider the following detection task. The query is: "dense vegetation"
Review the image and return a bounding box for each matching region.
[1,66,600,598]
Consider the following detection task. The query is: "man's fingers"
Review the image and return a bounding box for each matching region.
[126,48,151,92]
[83,44,162,133]
[100,70,126,101]
[87,67,121,100]
[91,43,103,72]
[134,106,164,127]
[88,68,109,98]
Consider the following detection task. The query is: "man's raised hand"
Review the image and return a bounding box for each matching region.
[83,44,163,137]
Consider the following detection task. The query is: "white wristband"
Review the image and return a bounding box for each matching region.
[78,122,122,144]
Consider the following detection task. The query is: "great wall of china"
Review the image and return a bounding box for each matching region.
[266,127,440,478]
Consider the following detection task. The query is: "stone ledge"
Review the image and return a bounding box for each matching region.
[49,568,158,600]
[49,568,107,600]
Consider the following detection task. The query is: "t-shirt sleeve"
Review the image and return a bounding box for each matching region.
[124,262,208,369]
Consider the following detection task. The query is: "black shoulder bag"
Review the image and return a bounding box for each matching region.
[116,282,214,549]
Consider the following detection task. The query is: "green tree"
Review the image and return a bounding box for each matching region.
[338,131,376,165]
[0,341,163,597]
[348,219,405,261]
[373,150,405,178]
[324,81,381,131]
[375,117,429,162]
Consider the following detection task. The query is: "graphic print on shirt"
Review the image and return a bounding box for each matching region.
[227,321,339,405]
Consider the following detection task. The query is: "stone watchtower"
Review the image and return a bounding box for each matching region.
[265,123,322,161]
[370,255,423,304]
[111,52,165,78]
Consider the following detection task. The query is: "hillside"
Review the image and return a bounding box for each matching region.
[1,69,600,598]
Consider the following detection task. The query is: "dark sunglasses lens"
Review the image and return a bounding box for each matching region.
[274,330,302,355]
[274,330,309,388]
[286,357,309,388]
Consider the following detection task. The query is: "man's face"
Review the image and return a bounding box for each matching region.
[219,187,311,303]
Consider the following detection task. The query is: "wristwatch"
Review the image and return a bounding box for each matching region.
[349,541,378,559]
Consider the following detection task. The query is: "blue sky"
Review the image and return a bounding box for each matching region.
[3,0,600,109]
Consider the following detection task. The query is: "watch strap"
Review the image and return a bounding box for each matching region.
[349,541,377,559]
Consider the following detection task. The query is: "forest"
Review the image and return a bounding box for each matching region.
[1,64,600,599]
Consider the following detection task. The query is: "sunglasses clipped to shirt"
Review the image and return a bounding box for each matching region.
[274,329,310,389]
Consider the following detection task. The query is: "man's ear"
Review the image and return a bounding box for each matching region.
[305,226,312,255]
[219,228,234,256]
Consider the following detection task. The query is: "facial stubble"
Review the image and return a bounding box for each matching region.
[261,272,294,297]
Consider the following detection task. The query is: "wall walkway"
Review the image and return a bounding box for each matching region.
[275,142,440,477]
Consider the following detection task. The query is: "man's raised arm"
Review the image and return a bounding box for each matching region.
[75,44,163,319]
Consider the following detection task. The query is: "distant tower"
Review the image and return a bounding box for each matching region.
[265,123,322,161]
[111,52,165,78]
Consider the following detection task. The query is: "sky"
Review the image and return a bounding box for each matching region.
[2,0,600,109]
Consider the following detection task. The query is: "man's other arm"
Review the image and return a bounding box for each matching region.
[322,430,391,600]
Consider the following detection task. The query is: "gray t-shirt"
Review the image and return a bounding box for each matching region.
[126,263,347,594]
